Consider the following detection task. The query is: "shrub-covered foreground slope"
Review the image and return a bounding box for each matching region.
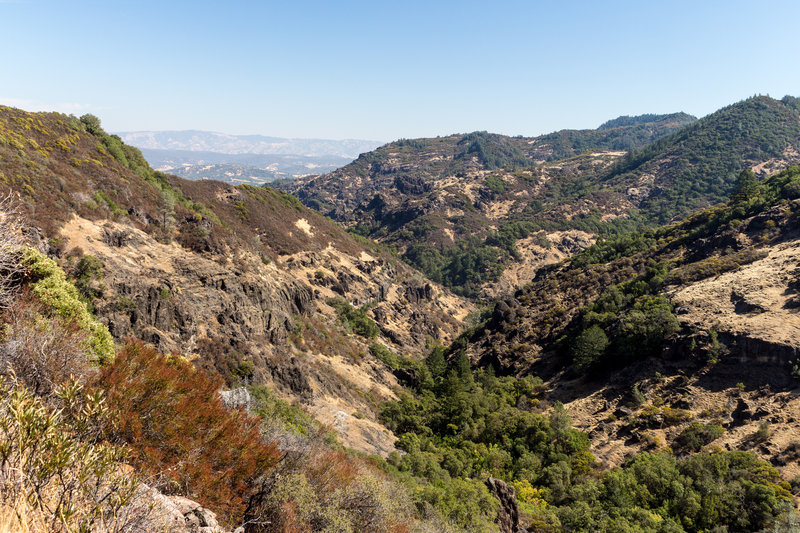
[0,255,454,532]
[0,108,473,532]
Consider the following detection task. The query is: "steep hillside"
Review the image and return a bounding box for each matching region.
[287,113,693,219]
[285,114,693,297]
[607,95,800,223]
[459,165,800,478]
[0,105,473,454]
[285,97,800,299]
[364,167,800,531]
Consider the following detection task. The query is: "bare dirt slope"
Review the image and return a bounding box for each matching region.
[671,239,800,355]
[553,238,800,488]
[486,230,595,299]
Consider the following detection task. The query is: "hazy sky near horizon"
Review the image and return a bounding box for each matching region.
[1,0,798,141]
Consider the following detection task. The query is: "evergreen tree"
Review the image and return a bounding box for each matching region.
[731,169,761,203]
[426,345,447,381]
[454,350,472,383]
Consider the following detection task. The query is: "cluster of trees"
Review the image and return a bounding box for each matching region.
[598,113,695,130]
[457,131,531,170]
[606,96,800,223]
[327,296,379,338]
[379,345,793,531]
[402,206,645,298]
[404,238,508,298]
[567,262,678,374]
[540,112,696,160]
[560,165,800,376]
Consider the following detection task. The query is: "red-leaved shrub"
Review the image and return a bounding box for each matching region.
[95,341,280,524]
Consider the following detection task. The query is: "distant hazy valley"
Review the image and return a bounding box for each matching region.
[118,129,384,184]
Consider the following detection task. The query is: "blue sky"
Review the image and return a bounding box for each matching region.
[1,0,798,141]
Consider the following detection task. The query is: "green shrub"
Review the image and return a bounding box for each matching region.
[249,384,319,437]
[485,175,507,195]
[93,190,126,217]
[21,248,114,363]
[327,297,379,339]
[570,324,609,372]
[0,376,137,532]
[115,295,137,312]
[369,342,398,368]
[755,421,771,442]
[72,253,103,300]
[674,421,724,452]
[417,478,498,532]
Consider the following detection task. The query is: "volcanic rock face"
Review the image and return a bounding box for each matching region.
[54,212,471,455]
[60,215,311,376]
[485,477,523,533]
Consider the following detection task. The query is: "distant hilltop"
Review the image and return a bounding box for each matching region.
[116,130,384,159]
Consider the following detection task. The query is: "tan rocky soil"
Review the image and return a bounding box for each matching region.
[294,217,314,237]
[485,230,595,299]
[751,143,800,176]
[670,239,800,355]
[552,239,800,489]
[561,366,800,488]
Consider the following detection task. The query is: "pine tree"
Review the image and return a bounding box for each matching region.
[731,169,760,203]
[426,345,447,381]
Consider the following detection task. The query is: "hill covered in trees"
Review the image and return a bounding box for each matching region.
[283,96,800,298]
[370,165,800,531]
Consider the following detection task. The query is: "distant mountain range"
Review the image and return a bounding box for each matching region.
[116,130,385,184]
[116,130,384,158]
[137,148,356,184]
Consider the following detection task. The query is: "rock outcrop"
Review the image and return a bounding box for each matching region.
[125,485,229,532]
[485,477,522,533]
